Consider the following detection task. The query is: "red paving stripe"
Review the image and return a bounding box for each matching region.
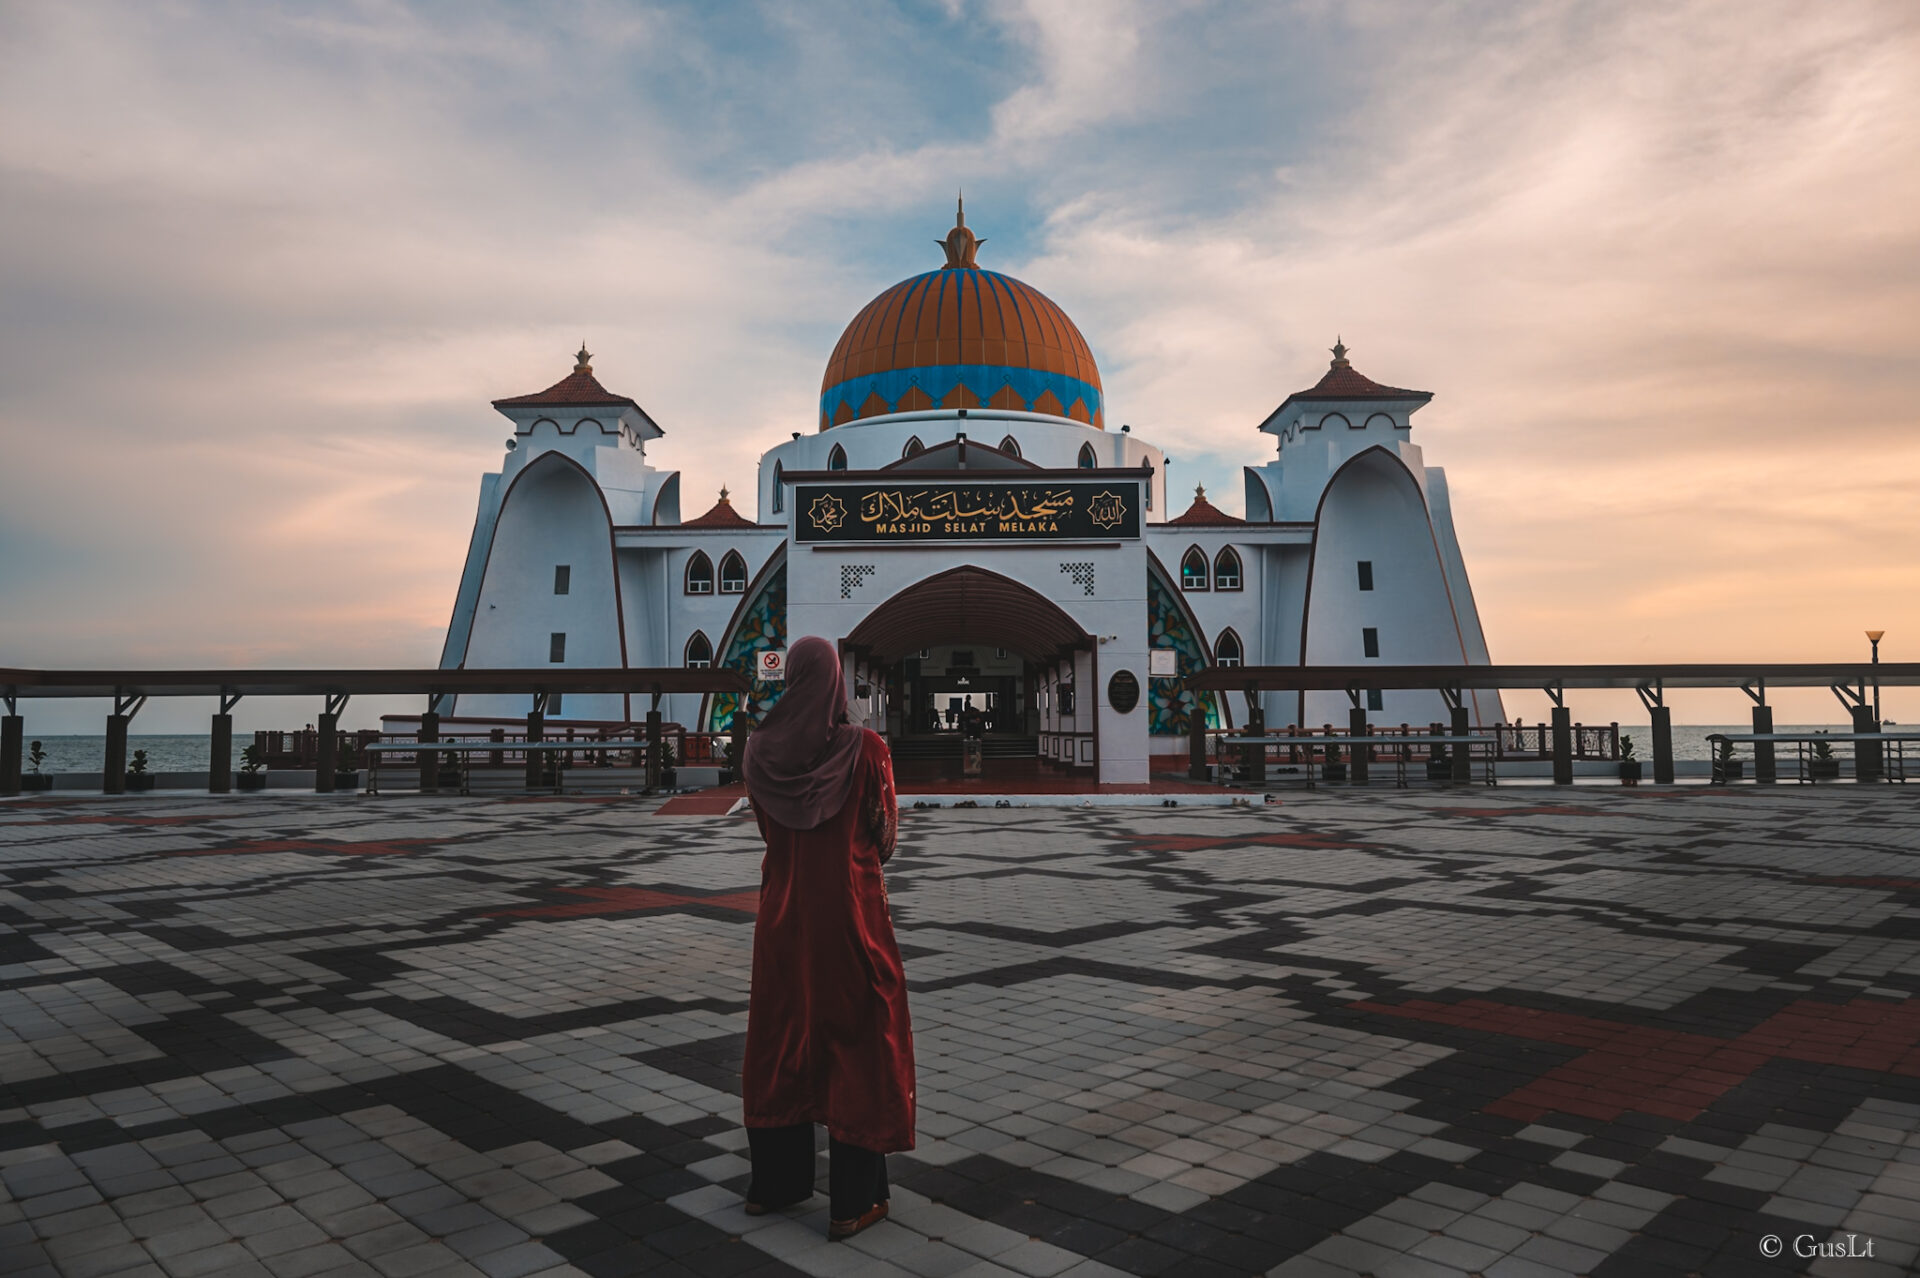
[167,838,439,857]
[658,787,747,815]
[1356,994,1920,1123]
[490,885,759,919]
[1131,832,1374,853]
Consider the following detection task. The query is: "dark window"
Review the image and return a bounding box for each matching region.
[1077,442,1096,469]
[998,435,1020,458]
[903,436,924,458]
[1181,547,1209,591]
[685,551,713,594]
[553,565,570,595]
[1216,630,1242,667]
[771,462,784,513]
[1213,548,1242,591]
[828,444,847,471]
[1358,561,1373,591]
[719,551,748,593]
[549,633,566,663]
[1367,688,1383,711]
[1362,627,1379,659]
[686,632,712,668]
[548,693,562,714]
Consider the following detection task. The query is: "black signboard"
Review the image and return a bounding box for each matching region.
[794,482,1141,543]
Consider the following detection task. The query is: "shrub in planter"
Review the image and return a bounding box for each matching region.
[658,740,678,789]
[23,740,53,791]
[126,749,155,792]
[238,743,267,791]
[1714,738,1744,783]
[1618,735,1642,785]
[719,737,742,786]
[1426,741,1453,783]
[1810,733,1841,781]
[1321,742,1347,784]
[332,738,359,790]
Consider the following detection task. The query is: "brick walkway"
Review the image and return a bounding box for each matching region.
[3,790,1920,1277]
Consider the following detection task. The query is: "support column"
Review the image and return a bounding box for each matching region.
[1651,707,1674,785]
[104,714,129,795]
[646,710,663,790]
[1188,705,1208,781]
[1,715,21,797]
[1348,705,1370,787]
[417,712,439,794]
[1451,704,1471,784]
[315,713,338,794]
[209,715,232,794]
[524,711,545,791]
[1852,703,1882,783]
[1245,704,1265,787]
[1751,704,1775,785]
[1550,706,1573,786]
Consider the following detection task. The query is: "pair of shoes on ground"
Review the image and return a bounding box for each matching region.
[741,1195,889,1240]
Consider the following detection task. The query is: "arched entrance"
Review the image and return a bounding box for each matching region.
[845,566,1093,768]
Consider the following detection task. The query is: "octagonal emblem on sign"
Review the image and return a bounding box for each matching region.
[809,492,847,533]
[1088,490,1127,531]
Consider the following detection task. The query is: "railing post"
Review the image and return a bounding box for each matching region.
[1245,705,1265,787]
[1348,705,1369,787]
[417,712,439,794]
[646,709,663,790]
[1550,707,1573,786]
[104,713,129,795]
[1651,706,1674,785]
[1751,704,1775,784]
[0,715,20,797]
[1852,703,1882,782]
[1451,704,1471,783]
[1188,705,1208,781]
[209,714,232,794]
[315,713,338,794]
[524,711,545,791]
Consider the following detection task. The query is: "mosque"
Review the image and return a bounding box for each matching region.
[435,204,1500,783]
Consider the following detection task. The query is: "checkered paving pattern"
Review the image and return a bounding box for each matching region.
[4,789,1920,1277]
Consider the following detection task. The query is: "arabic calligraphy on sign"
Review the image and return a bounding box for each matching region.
[795,482,1138,542]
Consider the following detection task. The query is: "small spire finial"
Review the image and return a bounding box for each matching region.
[575,343,592,373]
[1330,336,1349,367]
[718,485,730,503]
[937,194,985,268]
[1195,482,1206,501]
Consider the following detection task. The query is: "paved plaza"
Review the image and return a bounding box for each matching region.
[3,790,1920,1278]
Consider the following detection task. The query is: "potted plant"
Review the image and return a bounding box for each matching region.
[1618,735,1641,785]
[1426,738,1452,784]
[238,743,267,791]
[1714,738,1744,784]
[125,749,155,792]
[1809,733,1841,782]
[658,739,678,789]
[22,740,53,792]
[719,737,742,786]
[333,737,359,791]
[1321,741,1347,784]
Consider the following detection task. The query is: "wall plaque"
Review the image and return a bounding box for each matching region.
[795,481,1141,543]
[1108,670,1141,714]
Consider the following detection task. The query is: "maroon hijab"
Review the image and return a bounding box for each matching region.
[742,636,867,830]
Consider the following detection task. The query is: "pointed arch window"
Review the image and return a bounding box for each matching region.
[1180,546,1209,591]
[1077,442,1096,469]
[685,550,713,595]
[903,436,924,459]
[1216,629,1243,668]
[718,550,748,594]
[1213,547,1242,591]
[771,461,784,513]
[998,435,1021,458]
[828,443,848,471]
[685,631,713,668]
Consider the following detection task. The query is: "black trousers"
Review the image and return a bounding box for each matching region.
[746,1124,889,1220]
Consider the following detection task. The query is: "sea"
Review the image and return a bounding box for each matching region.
[14,726,1876,774]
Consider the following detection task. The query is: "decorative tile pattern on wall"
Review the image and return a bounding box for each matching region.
[839,564,877,599]
[1148,566,1222,736]
[1059,562,1095,596]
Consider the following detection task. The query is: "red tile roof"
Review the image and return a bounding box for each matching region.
[493,347,639,410]
[1273,339,1431,414]
[682,488,759,529]
[1167,484,1245,526]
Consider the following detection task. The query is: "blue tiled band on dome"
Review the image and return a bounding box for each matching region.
[821,365,1104,425]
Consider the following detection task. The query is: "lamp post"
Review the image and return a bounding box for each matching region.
[1867,630,1885,721]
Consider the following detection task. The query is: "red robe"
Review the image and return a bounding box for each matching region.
[743,729,914,1152]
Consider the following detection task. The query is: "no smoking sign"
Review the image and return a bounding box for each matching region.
[757,649,787,681]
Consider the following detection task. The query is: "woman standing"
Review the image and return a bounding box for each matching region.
[739,636,913,1240]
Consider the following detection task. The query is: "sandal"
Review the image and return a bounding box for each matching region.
[828,1199,889,1240]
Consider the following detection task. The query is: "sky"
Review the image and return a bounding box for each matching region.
[3,0,1919,733]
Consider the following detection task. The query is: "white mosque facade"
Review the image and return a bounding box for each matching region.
[436,208,1501,783]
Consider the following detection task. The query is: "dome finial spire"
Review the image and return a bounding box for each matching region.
[937,193,985,268]
[1330,336,1349,368]
[718,484,730,503]
[575,342,592,373]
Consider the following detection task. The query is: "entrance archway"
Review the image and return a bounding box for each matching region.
[845,566,1093,766]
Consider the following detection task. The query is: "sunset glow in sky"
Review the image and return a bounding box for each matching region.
[3,0,1918,731]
